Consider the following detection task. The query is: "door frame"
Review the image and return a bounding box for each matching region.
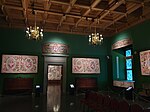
[43,56,67,95]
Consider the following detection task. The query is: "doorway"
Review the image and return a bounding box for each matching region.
[43,56,67,95]
[47,64,63,111]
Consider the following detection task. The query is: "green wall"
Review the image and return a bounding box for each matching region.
[0,28,110,94]
[111,20,150,89]
[112,49,125,80]
[0,28,44,94]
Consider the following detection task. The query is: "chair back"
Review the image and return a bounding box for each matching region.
[97,93,104,105]
[118,99,130,112]
[130,103,143,112]
[110,98,119,111]
[103,95,111,107]
[143,109,150,112]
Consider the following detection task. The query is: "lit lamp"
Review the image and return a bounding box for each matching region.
[26,11,43,40]
[89,28,103,45]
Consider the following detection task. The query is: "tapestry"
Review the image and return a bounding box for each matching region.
[72,58,100,74]
[1,55,38,73]
[140,50,150,75]
[48,65,62,80]
[113,80,134,88]
[42,42,68,54]
[112,38,132,50]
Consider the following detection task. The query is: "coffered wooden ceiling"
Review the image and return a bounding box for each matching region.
[0,0,150,37]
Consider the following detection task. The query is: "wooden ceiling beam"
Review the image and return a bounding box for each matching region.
[0,0,5,5]
[1,2,125,28]
[88,0,125,31]
[65,0,78,13]
[4,4,63,16]
[91,0,102,8]
[114,9,150,36]
[4,5,23,10]
[74,0,102,30]
[104,4,143,29]
[3,2,125,19]
[42,1,51,26]
[50,0,126,16]
[57,0,77,30]
[92,8,125,15]
[127,4,142,14]
[1,4,10,26]
[108,0,115,5]
[21,0,30,25]
[50,0,69,5]
[0,0,149,36]
[99,0,125,20]
[21,0,29,17]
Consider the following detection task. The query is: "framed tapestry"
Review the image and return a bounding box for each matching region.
[47,65,62,80]
[112,38,133,50]
[42,42,69,55]
[1,54,38,73]
[113,80,134,88]
[140,50,150,75]
[72,57,100,74]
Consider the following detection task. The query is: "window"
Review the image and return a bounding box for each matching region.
[125,49,133,81]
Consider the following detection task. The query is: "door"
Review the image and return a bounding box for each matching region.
[47,64,62,112]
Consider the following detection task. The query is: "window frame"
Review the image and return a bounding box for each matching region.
[125,49,133,81]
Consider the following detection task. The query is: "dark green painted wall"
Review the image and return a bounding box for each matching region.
[0,28,44,94]
[111,20,150,89]
[0,28,110,94]
[112,49,125,80]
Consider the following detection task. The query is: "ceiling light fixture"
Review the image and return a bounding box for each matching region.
[26,2,43,40]
[89,27,103,45]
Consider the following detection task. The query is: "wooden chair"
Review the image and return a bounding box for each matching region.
[80,91,97,111]
[96,95,111,112]
[86,92,99,111]
[130,103,143,112]
[143,109,150,112]
[90,93,104,111]
[80,91,92,111]
[118,99,130,112]
[109,98,119,112]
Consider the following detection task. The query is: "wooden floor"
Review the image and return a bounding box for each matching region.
[0,87,150,112]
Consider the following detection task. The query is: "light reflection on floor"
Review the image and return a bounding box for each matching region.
[0,86,82,112]
[47,84,61,112]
